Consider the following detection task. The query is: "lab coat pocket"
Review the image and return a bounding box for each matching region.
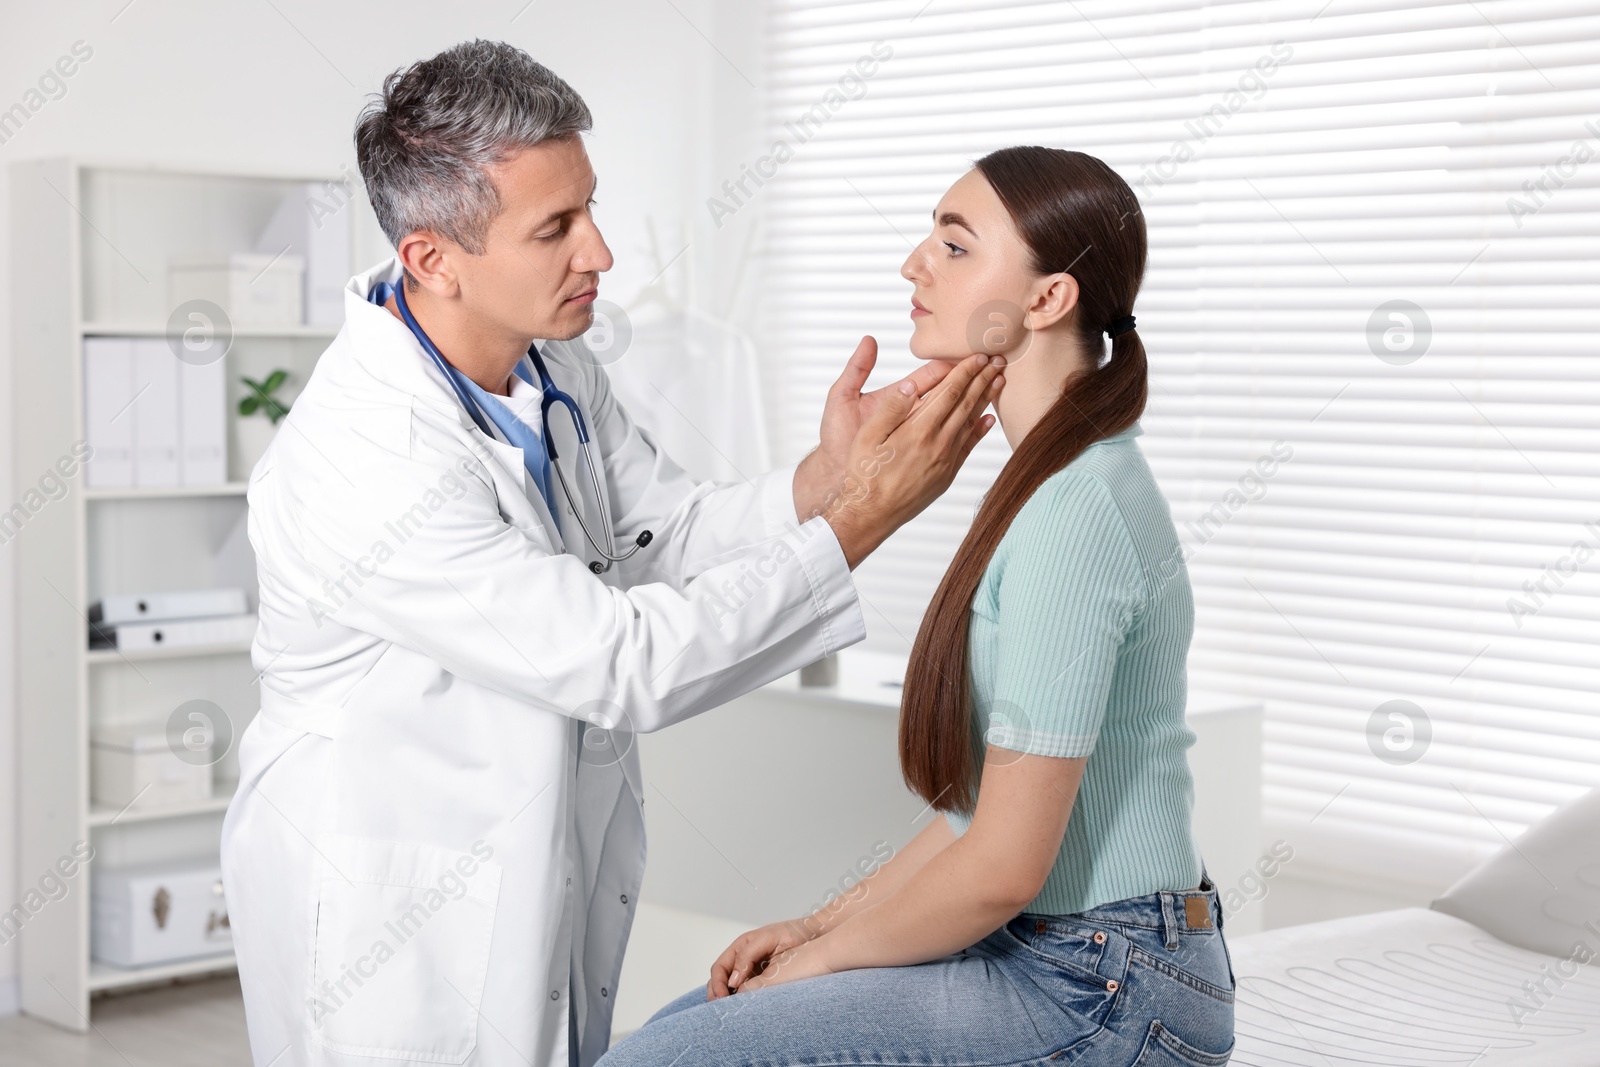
[309,833,502,1064]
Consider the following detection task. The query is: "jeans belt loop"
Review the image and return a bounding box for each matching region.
[1159,891,1180,950]
[1200,864,1224,933]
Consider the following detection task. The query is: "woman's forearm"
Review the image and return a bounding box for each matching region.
[799,815,957,938]
[803,753,1082,974]
[810,835,1026,972]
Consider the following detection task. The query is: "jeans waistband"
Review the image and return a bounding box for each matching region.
[1017,872,1223,950]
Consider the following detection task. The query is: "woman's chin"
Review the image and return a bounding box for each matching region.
[908,332,970,363]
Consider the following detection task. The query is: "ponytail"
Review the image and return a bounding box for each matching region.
[898,148,1149,815]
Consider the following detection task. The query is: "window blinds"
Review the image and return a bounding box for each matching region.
[755,0,1600,887]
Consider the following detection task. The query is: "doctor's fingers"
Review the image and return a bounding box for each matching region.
[879,360,955,421]
[961,412,998,463]
[827,335,880,400]
[906,355,1004,442]
[911,404,997,493]
[897,355,956,401]
[907,354,1002,424]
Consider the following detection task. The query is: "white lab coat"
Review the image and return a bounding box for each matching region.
[219,258,866,1067]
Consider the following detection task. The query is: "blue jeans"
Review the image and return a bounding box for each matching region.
[598,879,1236,1066]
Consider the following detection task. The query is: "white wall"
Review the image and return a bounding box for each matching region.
[0,0,766,1011]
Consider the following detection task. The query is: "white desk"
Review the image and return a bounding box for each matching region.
[616,650,1264,1037]
[1185,690,1266,935]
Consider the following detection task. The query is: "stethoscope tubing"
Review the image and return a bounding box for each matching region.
[391,282,647,570]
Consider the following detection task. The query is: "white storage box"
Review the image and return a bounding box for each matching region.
[92,860,232,968]
[90,721,212,812]
[254,181,354,325]
[169,252,304,326]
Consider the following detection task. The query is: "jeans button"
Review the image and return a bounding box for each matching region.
[1105,979,1120,992]
[1093,931,1107,944]
[1035,920,1047,933]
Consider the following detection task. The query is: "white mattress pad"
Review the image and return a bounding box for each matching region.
[1229,907,1600,1065]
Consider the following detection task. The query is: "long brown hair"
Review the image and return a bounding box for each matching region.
[898,146,1149,816]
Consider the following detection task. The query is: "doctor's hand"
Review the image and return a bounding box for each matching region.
[817,351,1004,570]
[706,919,831,1000]
[794,336,957,524]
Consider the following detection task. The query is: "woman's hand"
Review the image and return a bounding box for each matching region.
[730,937,834,994]
[706,918,829,1000]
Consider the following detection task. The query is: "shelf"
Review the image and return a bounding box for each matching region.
[80,321,339,340]
[11,156,356,1032]
[86,638,254,665]
[68,156,347,184]
[89,952,237,992]
[85,482,249,501]
[89,785,236,828]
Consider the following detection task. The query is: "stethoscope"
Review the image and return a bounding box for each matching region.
[392,282,652,574]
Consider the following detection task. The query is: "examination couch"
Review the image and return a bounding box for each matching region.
[1229,787,1600,1065]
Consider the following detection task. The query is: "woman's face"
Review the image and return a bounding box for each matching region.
[901,168,1045,362]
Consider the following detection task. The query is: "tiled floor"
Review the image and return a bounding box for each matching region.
[0,977,250,1066]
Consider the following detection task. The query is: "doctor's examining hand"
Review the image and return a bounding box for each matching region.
[794,339,1005,570]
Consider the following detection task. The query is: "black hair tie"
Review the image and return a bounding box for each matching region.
[1106,315,1137,339]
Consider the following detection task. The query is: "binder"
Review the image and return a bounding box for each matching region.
[90,588,248,626]
[90,613,256,652]
[177,355,227,486]
[83,338,135,488]
[131,340,179,487]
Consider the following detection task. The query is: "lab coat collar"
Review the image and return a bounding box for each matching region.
[343,258,469,428]
[341,258,569,551]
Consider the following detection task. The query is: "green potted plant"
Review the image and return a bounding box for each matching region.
[238,369,292,424]
[233,368,293,477]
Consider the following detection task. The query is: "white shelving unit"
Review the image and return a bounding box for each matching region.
[84,483,251,501]
[9,158,359,1030]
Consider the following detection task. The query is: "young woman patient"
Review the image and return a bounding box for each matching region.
[596,146,1235,1067]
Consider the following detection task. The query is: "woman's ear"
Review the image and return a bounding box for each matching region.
[1024,272,1080,331]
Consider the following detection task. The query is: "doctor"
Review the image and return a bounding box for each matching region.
[220,40,1003,1067]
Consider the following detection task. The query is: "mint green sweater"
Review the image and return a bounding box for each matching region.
[943,423,1204,916]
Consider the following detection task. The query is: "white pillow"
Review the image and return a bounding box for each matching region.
[1431,786,1600,958]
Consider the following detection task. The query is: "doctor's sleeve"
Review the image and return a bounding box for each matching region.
[984,475,1147,759]
[571,339,812,591]
[318,444,866,736]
